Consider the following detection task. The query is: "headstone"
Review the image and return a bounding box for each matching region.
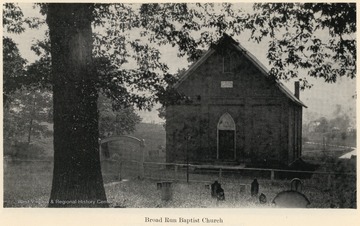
[290,178,303,192]
[161,182,173,201]
[259,193,267,204]
[251,179,259,196]
[211,181,221,198]
[272,190,310,208]
[216,186,225,201]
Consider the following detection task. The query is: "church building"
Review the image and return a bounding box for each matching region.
[165,34,306,168]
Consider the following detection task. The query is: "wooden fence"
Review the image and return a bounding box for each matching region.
[4,158,355,190]
[97,160,354,192]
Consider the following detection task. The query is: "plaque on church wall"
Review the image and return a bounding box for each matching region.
[221,81,233,88]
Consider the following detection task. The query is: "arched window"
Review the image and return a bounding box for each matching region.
[217,113,236,160]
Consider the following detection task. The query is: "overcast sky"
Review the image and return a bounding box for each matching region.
[5,3,357,125]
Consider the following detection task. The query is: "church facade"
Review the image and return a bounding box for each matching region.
[165,34,306,168]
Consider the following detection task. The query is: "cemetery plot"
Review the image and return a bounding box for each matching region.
[3,140,356,208]
[4,159,356,208]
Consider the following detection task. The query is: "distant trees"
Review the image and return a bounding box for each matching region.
[315,117,330,133]
[4,89,53,145]
[311,108,352,135]
[3,4,52,146]
[312,116,351,134]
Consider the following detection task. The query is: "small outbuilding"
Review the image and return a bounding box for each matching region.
[165,34,306,168]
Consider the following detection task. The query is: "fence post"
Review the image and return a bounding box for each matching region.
[118,161,122,180]
[219,168,222,179]
[327,174,332,189]
[139,161,144,179]
[174,165,178,180]
[271,170,275,181]
[139,140,145,179]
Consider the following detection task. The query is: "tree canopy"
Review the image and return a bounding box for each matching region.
[248,3,356,88]
[4,3,356,102]
[98,93,141,138]
[3,37,27,105]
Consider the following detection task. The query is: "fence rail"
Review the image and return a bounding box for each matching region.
[4,158,356,176]
[4,158,355,188]
[143,161,356,176]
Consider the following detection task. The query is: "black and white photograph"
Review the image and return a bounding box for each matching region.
[2,1,358,224]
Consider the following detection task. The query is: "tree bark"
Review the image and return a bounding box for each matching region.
[47,3,108,207]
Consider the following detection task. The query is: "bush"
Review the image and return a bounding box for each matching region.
[5,142,47,159]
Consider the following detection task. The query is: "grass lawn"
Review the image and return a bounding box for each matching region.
[4,160,355,208]
[105,178,335,208]
[3,160,53,207]
[3,140,356,208]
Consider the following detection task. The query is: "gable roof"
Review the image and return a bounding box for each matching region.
[173,34,307,108]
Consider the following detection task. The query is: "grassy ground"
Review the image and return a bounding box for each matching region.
[105,178,338,208]
[3,127,356,208]
[4,159,356,208]
[3,160,53,207]
[3,167,336,208]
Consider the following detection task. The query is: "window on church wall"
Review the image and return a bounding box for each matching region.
[217,113,236,160]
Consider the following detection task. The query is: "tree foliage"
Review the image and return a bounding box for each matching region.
[3,37,27,105]
[98,94,141,138]
[8,3,356,107]
[137,3,356,89]
[3,3,44,33]
[5,3,356,101]
[3,88,53,144]
[3,3,48,105]
[248,3,356,88]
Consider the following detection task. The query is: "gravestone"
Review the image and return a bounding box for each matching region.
[161,182,173,201]
[251,179,259,196]
[290,178,303,192]
[259,193,267,204]
[211,181,221,198]
[272,190,310,208]
[216,186,225,201]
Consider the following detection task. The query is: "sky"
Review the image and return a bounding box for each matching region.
[5,3,357,126]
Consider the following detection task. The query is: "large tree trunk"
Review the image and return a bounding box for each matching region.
[47,3,108,207]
